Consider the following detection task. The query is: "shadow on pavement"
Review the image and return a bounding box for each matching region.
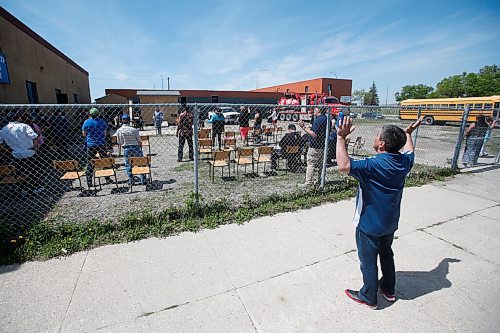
[378,258,461,309]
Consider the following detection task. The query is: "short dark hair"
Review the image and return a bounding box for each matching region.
[380,125,406,153]
[288,124,296,130]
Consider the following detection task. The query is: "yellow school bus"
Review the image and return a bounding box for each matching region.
[400,96,500,125]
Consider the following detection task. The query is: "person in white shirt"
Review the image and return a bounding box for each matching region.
[0,112,41,191]
[115,114,146,185]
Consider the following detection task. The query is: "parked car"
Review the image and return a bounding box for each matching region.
[208,107,240,125]
[361,112,385,119]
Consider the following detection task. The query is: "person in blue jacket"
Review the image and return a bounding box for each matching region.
[209,108,225,150]
[336,115,422,309]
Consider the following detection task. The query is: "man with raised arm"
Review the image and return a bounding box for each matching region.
[336,116,422,309]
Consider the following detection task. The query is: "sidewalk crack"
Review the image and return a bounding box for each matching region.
[58,250,90,333]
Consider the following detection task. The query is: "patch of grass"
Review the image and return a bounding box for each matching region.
[0,165,456,265]
[173,162,194,172]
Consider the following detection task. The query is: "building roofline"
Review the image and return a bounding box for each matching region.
[251,77,351,91]
[0,6,89,76]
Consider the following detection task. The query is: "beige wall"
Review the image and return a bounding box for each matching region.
[138,95,180,125]
[0,15,91,104]
[95,94,129,104]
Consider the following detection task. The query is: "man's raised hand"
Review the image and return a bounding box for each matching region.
[337,116,355,139]
[405,117,423,134]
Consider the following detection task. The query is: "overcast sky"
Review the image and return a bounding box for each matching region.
[3,0,500,103]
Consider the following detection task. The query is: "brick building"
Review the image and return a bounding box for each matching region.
[0,6,90,104]
[252,77,352,100]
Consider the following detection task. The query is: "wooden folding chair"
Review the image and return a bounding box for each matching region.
[0,165,26,186]
[224,131,237,139]
[111,136,122,156]
[208,150,231,183]
[198,139,213,159]
[199,128,211,138]
[91,157,118,190]
[278,146,300,173]
[129,156,152,192]
[275,127,283,141]
[248,129,262,146]
[263,127,275,144]
[53,160,85,191]
[236,147,254,177]
[198,131,210,139]
[223,138,237,160]
[140,135,151,155]
[254,146,273,174]
[348,136,365,155]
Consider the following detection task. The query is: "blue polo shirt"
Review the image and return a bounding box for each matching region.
[82,118,107,147]
[349,151,414,237]
[309,114,328,149]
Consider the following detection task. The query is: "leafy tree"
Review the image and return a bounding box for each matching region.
[352,89,368,104]
[395,84,434,102]
[364,81,379,105]
[430,65,500,98]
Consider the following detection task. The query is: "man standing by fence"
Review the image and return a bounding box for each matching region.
[336,116,422,309]
[153,106,164,135]
[298,107,328,187]
[82,107,112,187]
[176,106,194,162]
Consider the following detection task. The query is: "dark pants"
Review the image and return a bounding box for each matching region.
[123,145,145,183]
[155,123,162,135]
[356,227,395,305]
[213,132,222,149]
[271,151,301,172]
[86,145,110,185]
[178,136,193,161]
[14,154,41,188]
[327,139,337,163]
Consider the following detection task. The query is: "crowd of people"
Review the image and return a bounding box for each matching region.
[0,105,497,197]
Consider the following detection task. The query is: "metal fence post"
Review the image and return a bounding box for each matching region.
[320,107,331,187]
[193,103,200,207]
[451,106,470,171]
[413,107,422,149]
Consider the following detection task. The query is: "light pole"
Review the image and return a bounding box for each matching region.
[256,69,270,89]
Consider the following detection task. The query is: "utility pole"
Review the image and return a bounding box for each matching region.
[160,75,164,90]
[167,77,170,90]
[385,85,388,106]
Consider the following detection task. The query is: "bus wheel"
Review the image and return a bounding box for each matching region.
[423,116,434,125]
[286,114,292,121]
[279,113,286,121]
[292,114,299,121]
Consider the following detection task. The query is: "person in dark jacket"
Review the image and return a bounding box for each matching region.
[176,107,194,162]
[271,124,304,172]
[209,108,225,150]
[238,106,251,145]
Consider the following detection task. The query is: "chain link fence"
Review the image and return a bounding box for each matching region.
[0,103,498,239]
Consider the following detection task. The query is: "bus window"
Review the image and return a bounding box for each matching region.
[484,103,493,109]
[457,104,464,109]
[449,104,456,109]
[494,102,499,109]
[440,104,448,108]
[473,103,483,109]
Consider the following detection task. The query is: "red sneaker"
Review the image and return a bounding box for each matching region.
[344,289,377,309]
[379,288,396,302]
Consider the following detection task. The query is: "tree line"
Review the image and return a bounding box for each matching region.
[351,64,500,105]
[394,64,500,102]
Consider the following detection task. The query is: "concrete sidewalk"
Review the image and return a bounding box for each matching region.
[1,167,499,332]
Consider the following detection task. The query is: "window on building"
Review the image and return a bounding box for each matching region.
[327,84,332,96]
[304,86,309,93]
[73,93,78,104]
[25,81,39,104]
[211,95,219,103]
[55,89,68,104]
[286,89,289,93]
